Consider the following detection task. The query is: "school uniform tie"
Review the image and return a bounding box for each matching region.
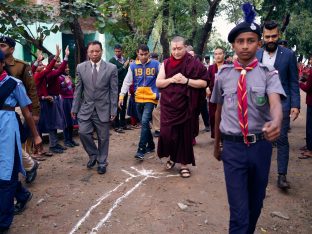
[233,59,258,144]
[92,63,98,87]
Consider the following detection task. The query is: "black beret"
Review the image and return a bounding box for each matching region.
[0,36,16,48]
[0,50,4,61]
[228,21,261,43]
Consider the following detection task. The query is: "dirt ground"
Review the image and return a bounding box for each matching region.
[10,100,312,234]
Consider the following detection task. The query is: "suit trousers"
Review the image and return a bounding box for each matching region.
[222,140,272,234]
[78,110,110,167]
[114,93,128,129]
[276,111,290,175]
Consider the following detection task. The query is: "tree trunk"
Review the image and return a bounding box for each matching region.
[70,17,86,65]
[160,0,170,59]
[144,3,163,44]
[188,3,198,47]
[196,0,221,58]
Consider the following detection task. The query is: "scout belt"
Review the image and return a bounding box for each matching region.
[221,133,265,144]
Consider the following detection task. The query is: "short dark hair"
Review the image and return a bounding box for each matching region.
[204,55,210,60]
[224,54,231,60]
[214,47,225,53]
[114,44,122,50]
[87,40,103,51]
[138,44,149,52]
[263,21,279,31]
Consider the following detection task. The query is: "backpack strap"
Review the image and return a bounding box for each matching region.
[0,77,17,109]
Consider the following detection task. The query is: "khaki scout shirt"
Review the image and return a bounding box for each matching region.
[210,62,286,135]
[5,56,40,116]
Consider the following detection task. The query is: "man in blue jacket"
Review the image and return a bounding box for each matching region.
[256,21,300,190]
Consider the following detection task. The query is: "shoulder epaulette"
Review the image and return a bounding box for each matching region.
[14,58,29,65]
[218,64,234,73]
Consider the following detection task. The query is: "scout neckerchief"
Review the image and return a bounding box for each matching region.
[0,70,7,82]
[233,58,258,144]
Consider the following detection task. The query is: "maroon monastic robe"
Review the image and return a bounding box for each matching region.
[157,53,209,165]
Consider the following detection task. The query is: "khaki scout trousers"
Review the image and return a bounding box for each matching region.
[16,107,35,171]
[152,102,160,132]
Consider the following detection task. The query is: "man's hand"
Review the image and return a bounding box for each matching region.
[290,108,300,121]
[124,59,130,67]
[171,73,187,84]
[65,45,70,57]
[55,44,60,58]
[33,135,43,152]
[118,99,124,109]
[110,115,116,121]
[262,121,281,142]
[45,96,54,102]
[71,112,76,120]
[32,115,39,124]
[213,144,221,161]
[206,87,211,98]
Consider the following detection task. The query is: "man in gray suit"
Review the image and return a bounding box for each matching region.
[71,41,118,174]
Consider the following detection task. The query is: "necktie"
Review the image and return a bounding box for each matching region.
[233,59,258,144]
[92,63,97,87]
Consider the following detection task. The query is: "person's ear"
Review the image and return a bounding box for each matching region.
[257,40,262,49]
[231,43,235,50]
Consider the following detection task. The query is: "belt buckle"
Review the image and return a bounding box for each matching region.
[246,134,256,144]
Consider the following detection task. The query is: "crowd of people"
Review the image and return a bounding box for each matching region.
[0,2,312,233]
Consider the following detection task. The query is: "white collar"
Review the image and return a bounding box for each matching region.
[90,60,101,68]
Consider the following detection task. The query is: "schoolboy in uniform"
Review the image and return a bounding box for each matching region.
[211,3,285,233]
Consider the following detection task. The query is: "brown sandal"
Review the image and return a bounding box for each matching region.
[180,168,191,178]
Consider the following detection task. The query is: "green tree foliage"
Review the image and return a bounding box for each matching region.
[0,0,111,62]
[96,0,162,57]
[224,0,312,58]
[0,0,58,56]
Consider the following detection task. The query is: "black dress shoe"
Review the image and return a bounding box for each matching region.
[87,159,97,169]
[14,192,32,215]
[97,166,106,174]
[70,140,80,146]
[278,174,290,189]
[49,146,63,154]
[56,144,67,150]
[122,126,133,130]
[64,142,75,148]
[25,160,39,184]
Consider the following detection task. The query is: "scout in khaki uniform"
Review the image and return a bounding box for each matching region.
[0,36,40,184]
[211,3,286,233]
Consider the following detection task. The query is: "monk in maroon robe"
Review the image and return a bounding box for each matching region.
[156,36,209,178]
[208,47,225,138]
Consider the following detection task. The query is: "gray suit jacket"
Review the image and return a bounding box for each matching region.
[72,60,118,122]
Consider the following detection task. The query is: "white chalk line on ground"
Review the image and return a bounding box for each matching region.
[90,177,149,234]
[68,179,132,234]
[69,167,179,234]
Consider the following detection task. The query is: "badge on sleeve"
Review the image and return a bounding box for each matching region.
[256,96,267,106]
